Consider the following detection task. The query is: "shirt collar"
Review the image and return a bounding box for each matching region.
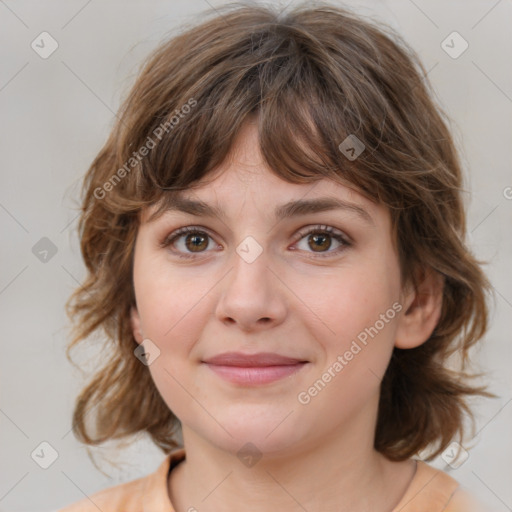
[142,447,186,512]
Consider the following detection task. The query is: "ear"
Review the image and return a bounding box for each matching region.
[130,305,144,344]
[395,268,444,349]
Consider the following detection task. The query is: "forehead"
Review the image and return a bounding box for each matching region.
[142,171,386,233]
[141,121,385,225]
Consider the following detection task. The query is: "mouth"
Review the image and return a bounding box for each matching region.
[202,352,309,386]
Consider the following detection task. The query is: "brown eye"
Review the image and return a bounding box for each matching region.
[308,232,332,252]
[184,232,209,252]
[161,227,217,258]
[294,225,350,258]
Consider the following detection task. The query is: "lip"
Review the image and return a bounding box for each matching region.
[203,352,307,366]
[202,352,309,386]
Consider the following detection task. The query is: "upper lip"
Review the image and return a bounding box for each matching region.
[202,352,307,367]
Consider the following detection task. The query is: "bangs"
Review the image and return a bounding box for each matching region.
[111,17,401,220]
[137,65,355,205]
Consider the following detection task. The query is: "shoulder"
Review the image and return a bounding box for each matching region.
[444,486,489,512]
[57,475,147,512]
[57,450,184,512]
[393,461,487,512]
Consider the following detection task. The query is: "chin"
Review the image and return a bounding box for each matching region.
[193,413,309,458]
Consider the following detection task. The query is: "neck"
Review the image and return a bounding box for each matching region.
[168,399,416,512]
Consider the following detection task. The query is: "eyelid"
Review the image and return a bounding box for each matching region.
[159,225,220,252]
[293,224,351,245]
[292,225,351,258]
[160,224,352,258]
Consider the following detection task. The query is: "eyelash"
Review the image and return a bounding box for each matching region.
[160,225,351,260]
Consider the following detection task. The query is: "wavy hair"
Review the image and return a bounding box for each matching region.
[65,0,492,461]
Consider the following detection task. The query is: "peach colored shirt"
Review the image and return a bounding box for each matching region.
[58,448,486,511]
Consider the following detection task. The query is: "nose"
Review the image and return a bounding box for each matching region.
[214,246,287,332]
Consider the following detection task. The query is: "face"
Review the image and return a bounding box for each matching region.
[130,120,408,457]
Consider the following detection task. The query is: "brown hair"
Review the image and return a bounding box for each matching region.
[66,0,492,461]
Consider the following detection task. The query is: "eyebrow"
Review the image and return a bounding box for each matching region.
[149,195,374,225]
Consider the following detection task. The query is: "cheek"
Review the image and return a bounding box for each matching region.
[133,254,212,344]
[134,263,211,421]
[294,255,400,341]
[291,253,401,390]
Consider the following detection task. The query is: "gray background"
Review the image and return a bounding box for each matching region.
[0,0,511,510]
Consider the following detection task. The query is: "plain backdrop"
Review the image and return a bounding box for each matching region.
[0,0,511,511]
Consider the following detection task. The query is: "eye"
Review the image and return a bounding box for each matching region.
[160,226,219,259]
[292,225,350,258]
[160,224,351,260]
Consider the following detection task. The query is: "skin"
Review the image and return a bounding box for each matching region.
[130,120,443,512]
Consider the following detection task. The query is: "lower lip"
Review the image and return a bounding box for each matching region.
[204,363,307,385]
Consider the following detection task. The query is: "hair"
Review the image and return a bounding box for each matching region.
[65,0,492,462]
